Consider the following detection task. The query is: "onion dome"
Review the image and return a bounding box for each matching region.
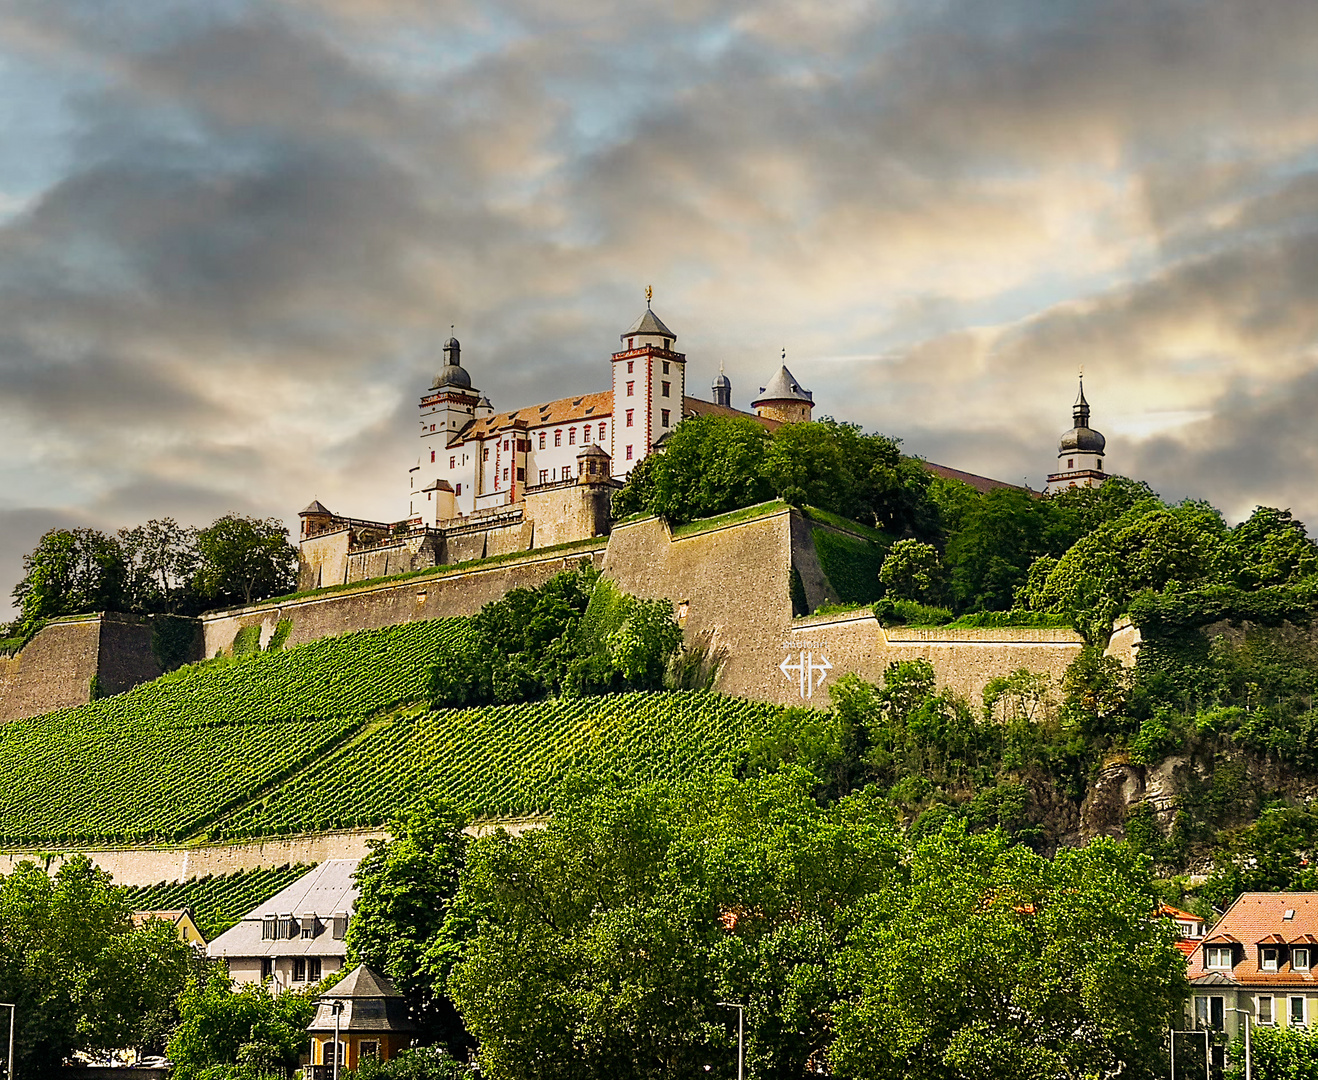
[711,361,731,407]
[432,335,472,390]
[1058,377,1106,454]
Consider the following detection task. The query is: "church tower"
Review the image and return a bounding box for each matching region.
[711,363,731,408]
[1045,375,1108,494]
[611,288,685,476]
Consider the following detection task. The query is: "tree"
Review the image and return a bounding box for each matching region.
[118,518,200,614]
[10,527,128,632]
[831,824,1187,1080]
[193,515,298,607]
[0,856,194,1075]
[946,489,1066,613]
[761,422,853,511]
[347,796,471,1054]
[1217,506,1318,590]
[878,539,947,604]
[167,967,315,1080]
[647,415,773,523]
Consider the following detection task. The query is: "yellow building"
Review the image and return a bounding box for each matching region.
[306,965,416,1077]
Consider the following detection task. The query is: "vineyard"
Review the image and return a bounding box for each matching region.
[213,691,783,836]
[123,864,315,940]
[0,619,474,844]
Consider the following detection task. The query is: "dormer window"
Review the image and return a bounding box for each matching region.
[1262,946,1280,971]
[1205,945,1233,970]
[279,914,297,939]
[262,915,277,941]
[1295,948,1311,971]
[332,912,349,940]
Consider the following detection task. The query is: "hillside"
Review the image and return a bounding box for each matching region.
[123,863,314,939]
[0,616,782,845]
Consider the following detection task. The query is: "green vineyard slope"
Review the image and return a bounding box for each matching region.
[214,691,782,836]
[0,619,474,844]
[123,863,316,940]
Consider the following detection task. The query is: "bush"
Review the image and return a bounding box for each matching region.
[872,598,954,626]
[231,625,261,657]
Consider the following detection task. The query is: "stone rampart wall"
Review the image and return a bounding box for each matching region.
[0,614,168,723]
[202,543,608,656]
[603,509,1093,708]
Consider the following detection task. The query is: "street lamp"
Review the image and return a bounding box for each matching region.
[718,1002,743,1080]
[1169,1025,1211,1080]
[0,1002,14,1080]
[329,1000,344,1080]
[1227,1007,1252,1080]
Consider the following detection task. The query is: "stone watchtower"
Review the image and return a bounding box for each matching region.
[752,358,814,423]
[1045,376,1108,494]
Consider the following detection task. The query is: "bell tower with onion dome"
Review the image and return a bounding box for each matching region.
[1045,374,1108,494]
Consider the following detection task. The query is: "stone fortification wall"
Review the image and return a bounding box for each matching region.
[603,509,1093,708]
[202,543,608,656]
[524,482,613,548]
[0,614,169,723]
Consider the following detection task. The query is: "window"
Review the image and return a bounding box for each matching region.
[569,428,576,445]
[1296,948,1311,971]
[627,360,634,373]
[599,423,606,440]
[1067,458,1074,468]
[551,468,557,481]
[293,958,307,982]
[540,469,548,484]
[430,424,435,432]
[1263,947,1280,971]
[539,432,546,449]
[359,1042,380,1062]
[301,916,316,940]
[309,958,322,981]
[503,439,509,451]
[627,339,633,350]
[517,468,525,481]
[261,957,274,980]
[1260,996,1275,1025]
[1206,945,1233,969]
[663,361,669,374]
[626,381,634,396]
[1195,996,1224,1029]
[626,409,634,427]
[1293,996,1307,1026]
[662,409,670,427]
[279,915,296,939]
[332,912,348,940]
[1097,458,1103,470]
[555,430,562,447]
[262,916,277,941]
[503,468,509,481]
[626,445,633,460]
[455,483,461,495]
[449,456,456,469]
[663,338,670,350]
[430,450,436,463]
[483,448,489,461]
[662,381,670,397]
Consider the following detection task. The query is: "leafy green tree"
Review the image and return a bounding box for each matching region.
[761,421,853,510]
[878,539,947,604]
[649,415,773,523]
[347,796,471,1053]
[11,527,128,633]
[1227,1020,1318,1080]
[831,824,1187,1080]
[946,489,1066,613]
[193,515,297,608]
[1216,506,1318,590]
[118,517,201,614]
[0,856,194,1075]
[167,967,314,1080]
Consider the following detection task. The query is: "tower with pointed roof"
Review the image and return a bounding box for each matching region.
[712,362,731,408]
[611,287,685,476]
[1045,376,1108,494]
[751,357,814,424]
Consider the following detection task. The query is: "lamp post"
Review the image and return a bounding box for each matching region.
[1227,1007,1252,1080]
[329,1000,344,1080]
[718,1002,743,1080]
[0,1002,14,1080]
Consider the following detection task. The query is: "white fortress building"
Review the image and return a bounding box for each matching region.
[295,297,812,589]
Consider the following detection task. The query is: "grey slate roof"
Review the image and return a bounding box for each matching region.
[324,965,403,1000]
[622,306,676,341]
[207,860,359,960]
[300,500,334,516]
[307,965,416,1034]
[752,364,813,406]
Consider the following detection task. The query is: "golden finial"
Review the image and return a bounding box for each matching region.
[645,285,653,305]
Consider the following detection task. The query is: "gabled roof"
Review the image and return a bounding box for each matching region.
[207,860,358,959]
[1185,893,1318,987]
[623,306,675,340]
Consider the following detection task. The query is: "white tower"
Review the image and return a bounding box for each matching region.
[611,288,685,476]
[1045,375,1108,494]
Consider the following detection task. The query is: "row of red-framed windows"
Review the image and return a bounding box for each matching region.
[540,423,607,449]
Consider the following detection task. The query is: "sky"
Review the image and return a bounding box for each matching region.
[3,0,1318,618]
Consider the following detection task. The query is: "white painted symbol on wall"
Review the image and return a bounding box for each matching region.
[780,651,832,699]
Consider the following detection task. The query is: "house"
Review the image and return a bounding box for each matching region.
[132,908,206,948]
[1184,892,1318,1057]
[306,965,415,1077]
[1158,903,1208,957]
[207,860,358,989]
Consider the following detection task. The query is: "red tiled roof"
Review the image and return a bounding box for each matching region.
[1157,903,1204,923]
[682,396,782,431]
[1185,893,1318,987]
[459,390,614,441]
[923,461,1029,495]
[1174,940,1199,957]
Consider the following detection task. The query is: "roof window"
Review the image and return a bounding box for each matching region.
[1286,909,1297,920]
